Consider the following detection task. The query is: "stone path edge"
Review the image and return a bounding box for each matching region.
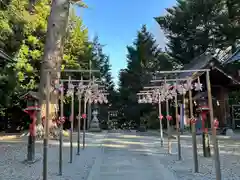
[85,131,108,180]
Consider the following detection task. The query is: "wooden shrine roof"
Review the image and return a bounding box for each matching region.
[20,91,40,100]
[223,48,240,64]
[177,52,240,86]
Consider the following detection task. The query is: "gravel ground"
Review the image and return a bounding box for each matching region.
[1,131,239,180]
[0,132,107,180]
[141,133,240,180]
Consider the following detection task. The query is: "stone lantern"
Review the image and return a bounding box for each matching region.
[21,91,41,163]
[194,92,211,157]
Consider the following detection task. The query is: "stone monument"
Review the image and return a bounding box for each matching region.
[89,110,101,132]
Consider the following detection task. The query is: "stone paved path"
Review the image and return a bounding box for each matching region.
[87,132,177,180]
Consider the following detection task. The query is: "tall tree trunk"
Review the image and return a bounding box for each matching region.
[38,0,70,124]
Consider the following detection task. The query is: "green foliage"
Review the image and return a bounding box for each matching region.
[118,25,173,126]
[3,0,240,131]
[143,110,159,129]
[89,36,118,124]
[156,0,240,65]
[63,9,89,73]
[0,0,117,129]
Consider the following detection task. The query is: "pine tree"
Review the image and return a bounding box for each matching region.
[118,25,173,126]
[89,36,117,128]
[156,0,240,65]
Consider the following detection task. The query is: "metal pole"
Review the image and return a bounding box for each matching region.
[107,112,110,130]
[181,95,185,135]
[166,99,171,154]
[175,80,181,160]
[83,98,87,149]
[88,60,92,129]
[189,83,199,173]
[27,121,35,162]
[206,71,221,180]
[69,76,74,163]
[43,71,50,180]
[158,93,163,147]
[77,94,81,155]
[87,101,91,130]
[59,83,63,175]
[164,77,171,154]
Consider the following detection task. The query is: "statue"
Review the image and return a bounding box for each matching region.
[89,109,101,132]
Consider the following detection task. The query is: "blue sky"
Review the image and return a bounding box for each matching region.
[77,0,176,85]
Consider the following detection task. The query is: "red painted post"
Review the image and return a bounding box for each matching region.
[23,106,40,162]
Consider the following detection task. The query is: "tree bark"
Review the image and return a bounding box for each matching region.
[38,0,70,124]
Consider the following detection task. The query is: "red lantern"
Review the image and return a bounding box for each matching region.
[82,113,87,119]
[159,114,163,120]
[24,106,40,136]
[166,115,172,121]
[213,119,219,129]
